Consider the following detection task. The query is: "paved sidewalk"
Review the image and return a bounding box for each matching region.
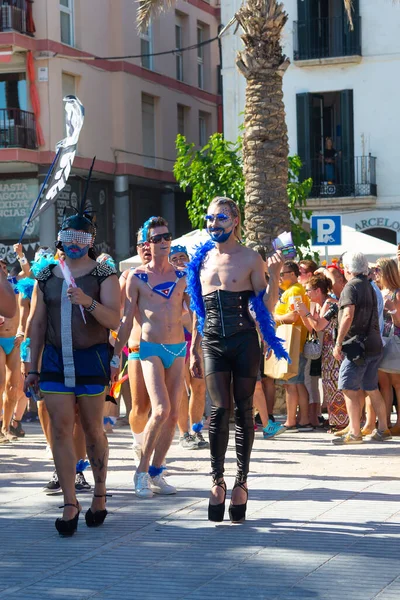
[1,422,400,600]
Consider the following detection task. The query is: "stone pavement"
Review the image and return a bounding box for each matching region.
[1,422,400,600]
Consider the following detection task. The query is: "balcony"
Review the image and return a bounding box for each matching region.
[305,155,377,210]
[293,16,361,65]
[0,108,37,149]
[0,0,34,36]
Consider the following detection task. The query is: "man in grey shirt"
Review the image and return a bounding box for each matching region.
[332,252,389,445]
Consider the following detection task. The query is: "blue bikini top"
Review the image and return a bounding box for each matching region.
[135,269,186,299]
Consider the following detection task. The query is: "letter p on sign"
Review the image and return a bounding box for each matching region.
[311,215,342,246]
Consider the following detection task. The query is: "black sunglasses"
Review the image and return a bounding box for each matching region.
[149,232,173,244]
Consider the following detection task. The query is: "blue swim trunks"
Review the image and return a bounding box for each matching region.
[40,382,105,397]
[0,337,15,356]
[139,339,187,369]
[41,343,111,387]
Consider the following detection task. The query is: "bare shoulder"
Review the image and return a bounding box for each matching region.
[243,245,263,266]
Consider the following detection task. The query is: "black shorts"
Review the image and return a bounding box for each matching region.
[202,330,260,379]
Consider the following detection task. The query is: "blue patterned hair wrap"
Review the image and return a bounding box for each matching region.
[148,465,164,478]
[20,338,30,362]
[31,254,57,277]
[142,216,158,242]
[75,459,90,473]
[192,421,203,433]
[186,240,289,361]
[170,244,188,257]
[15,278,35,300]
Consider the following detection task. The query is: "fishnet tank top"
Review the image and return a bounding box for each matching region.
[36,262,116,350]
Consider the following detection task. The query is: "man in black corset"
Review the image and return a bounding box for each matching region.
[189,196,283,523]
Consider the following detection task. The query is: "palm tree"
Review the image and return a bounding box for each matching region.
[137,1,388,254]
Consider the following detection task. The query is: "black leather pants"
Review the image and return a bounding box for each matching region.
[202,330,260,481]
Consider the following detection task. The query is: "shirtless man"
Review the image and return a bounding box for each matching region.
[188,196,286,523]
[0,259,23,442]
[169,245,208,450]
[112,216,188,498]
[0,262,16,319]
[120,229,152,461]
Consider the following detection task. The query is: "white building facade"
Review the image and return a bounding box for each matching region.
[222,0,400,244]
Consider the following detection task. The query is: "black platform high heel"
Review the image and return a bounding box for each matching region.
[85,494,112,528]
[208,479,226,522]
[229,479,248,523]
[55,502,81,537]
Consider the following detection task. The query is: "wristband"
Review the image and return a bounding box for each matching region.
[15,331,25,338]
[335,342,342,348]
[85,299,98,312]
[18,255,28,266]
[305,312,311,317]
[110,355,121,368]
[28,370,40,375]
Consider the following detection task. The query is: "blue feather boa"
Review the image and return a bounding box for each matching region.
[250,291,289,361]
[31,255,57,277]
[15,278,35,300]
[20,338,30,361]
[186,240,289,361]
[186,240,215,333]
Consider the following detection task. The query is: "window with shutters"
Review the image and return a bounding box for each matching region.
[175,19,184,81]
[60,0,74,46]
[142,94,156,168]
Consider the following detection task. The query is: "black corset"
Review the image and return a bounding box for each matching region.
[203,289,255,338]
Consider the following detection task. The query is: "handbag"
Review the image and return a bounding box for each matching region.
[341,335,366,366]
[264,324,300,380]
[379,334,400,373]
[303,330,322,360]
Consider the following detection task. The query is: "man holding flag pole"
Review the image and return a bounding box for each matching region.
[22,96,121,536]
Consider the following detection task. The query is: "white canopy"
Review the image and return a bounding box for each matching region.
[311,225,398,263]
[119,225,398,271]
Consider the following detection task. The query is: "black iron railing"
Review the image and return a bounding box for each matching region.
[0,108,37,149]
[0,0,28,34]
[294,16,361,61]
[303,155,376,198]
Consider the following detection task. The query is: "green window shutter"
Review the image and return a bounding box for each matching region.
[296,0,311,60]
[340,90,355,193]
[296,92,312,181]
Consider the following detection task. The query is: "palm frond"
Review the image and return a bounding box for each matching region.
[137,0,174,32]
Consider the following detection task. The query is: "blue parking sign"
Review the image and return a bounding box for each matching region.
[311,215,342,246]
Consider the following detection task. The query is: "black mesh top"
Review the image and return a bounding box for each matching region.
[36,262,116,349]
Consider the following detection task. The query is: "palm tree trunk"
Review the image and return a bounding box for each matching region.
[236,0,291,255]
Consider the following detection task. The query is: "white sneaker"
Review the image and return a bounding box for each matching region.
[134,471,153,499]
[132,443,142,466]
[150,474,176,495]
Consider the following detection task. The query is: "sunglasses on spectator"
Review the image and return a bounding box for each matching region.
[279,270,294,276]
[149,233,173,244]
[137,242,150,248]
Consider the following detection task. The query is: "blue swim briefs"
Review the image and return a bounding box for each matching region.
[0,336,15,356]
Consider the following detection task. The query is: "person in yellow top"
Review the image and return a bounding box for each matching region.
[273,260,312,432]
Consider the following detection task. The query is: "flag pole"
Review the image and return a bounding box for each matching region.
[19,149,61,243]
